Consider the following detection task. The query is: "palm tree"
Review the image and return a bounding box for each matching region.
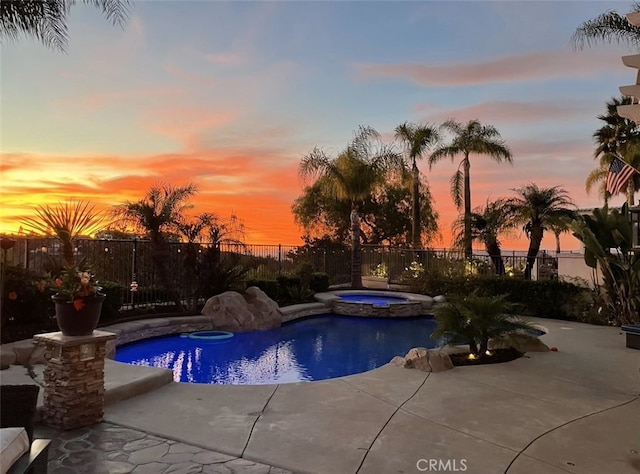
[430,119,512,260]
[176,213,246,310]
[113,183,197,309]
[505,184,575,280]
[572,2,640,50]
[299,126,401,288]
[452,198,513,275]
[0,0,129,52]
[586,97,640,205]
[21,201,108,267]
[394,122,440,249]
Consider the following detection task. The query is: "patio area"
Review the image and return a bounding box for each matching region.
[7,316,638,473]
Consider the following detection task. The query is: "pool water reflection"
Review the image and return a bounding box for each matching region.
[115,314,438,385]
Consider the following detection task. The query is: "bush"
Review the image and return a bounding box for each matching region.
[99,281,125,323]
[413,273,597,322]
[245,279,280,301]
[309,272,330,292]
[1,265,53,327]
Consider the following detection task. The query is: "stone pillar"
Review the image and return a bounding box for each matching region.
[33,330,116,430]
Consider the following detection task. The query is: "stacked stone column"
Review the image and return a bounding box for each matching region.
[33,330,116,430]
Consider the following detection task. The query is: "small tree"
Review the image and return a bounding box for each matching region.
[432,294,536,358]
[22,201,108,267]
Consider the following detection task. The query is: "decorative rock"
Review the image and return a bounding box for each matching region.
[433,295,446,304]
[398,347,454,372]
[420,296,434,310]
[201,290,282,332]
[403,347,430,371]
[426,350,454,372]
[489,333,550,353]
[243,286,282,330]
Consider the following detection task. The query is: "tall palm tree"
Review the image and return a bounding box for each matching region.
[394,122,440,249]
[430,119,512,260]
[299,126,400,288]
[586,97,640,205]
[0,0,129,52]
[452,198,513,275]
[572,2,640,50]
[21,201,108,267]
[505,184,575,280]
[113,183,197,309]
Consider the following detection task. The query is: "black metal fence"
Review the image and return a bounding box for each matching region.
[1,238,556,310]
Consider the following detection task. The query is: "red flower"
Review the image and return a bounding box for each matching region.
[8,291,17,301]
[73,299,85,311]
[55,279,63,288]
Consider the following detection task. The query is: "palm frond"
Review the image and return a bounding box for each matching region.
[572,5,640,50]
[450,169,464,210]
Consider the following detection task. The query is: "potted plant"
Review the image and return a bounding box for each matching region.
[50,264,105,336]
[22,201,108,336]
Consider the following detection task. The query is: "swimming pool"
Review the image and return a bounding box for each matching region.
[115,314,438,385]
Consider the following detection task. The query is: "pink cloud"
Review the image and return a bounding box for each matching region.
[354,50,621,86]
[417,100,594,125]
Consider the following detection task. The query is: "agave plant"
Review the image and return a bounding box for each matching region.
[432,293,537,358]
[22,201,108,267]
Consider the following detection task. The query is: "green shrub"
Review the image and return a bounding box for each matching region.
[99,281,125,323]
[414,273,596,322]
[432,293,537,358]
[245,279,281,301]
[309,272,330,292]
[1,265,53,327]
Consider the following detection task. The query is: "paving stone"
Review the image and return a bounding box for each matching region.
[131,462,171,473]
[163,461,204,473]
[59,449,101,467]
[192,451,235,464]
[98,440,127,451]
[202,464,232,474]
[169,442,205,454]
[160,452,198,463]
[37,421,288,474]
[61,439,93,451]
[123,436,166,451]
[88,460,136,474]
[224,459,272,474]
[128,442,171,464]
[105,452,130,462]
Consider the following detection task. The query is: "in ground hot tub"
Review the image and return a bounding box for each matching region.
[314,290,435,317]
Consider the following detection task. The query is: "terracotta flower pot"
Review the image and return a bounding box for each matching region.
[52,294,105,337]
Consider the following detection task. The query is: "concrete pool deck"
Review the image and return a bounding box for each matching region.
[4,317,640,473]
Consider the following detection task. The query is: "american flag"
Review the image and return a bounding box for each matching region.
[606,157,637,196]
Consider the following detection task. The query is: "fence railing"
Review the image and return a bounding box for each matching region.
[1,238,557,310]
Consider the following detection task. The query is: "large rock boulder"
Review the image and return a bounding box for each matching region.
[490,333,550,353]
[201,289,282,332]
[244,286,282,330]
[400,347,454,372]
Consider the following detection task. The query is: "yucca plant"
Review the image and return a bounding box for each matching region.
[432,293,537,358]
[22,201,108,267]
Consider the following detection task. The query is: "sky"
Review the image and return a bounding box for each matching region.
[0,0,637,249]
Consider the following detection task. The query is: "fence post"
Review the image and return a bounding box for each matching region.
[130,237,138,308]
[278,244,282,275]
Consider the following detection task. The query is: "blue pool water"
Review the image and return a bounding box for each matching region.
[339,294,408,305]
[115,315,438,385]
